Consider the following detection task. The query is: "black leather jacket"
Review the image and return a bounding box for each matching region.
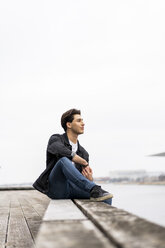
[33,133,89,194]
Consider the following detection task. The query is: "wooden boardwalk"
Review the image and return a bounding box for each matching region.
[0,190,50,248]
[1,189,165,248]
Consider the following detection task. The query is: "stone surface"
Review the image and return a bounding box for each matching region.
[43,199,87,221]
[74,200,165,248]
[36,220,115,248]
[36,199,116,248]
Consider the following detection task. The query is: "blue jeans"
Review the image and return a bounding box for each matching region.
[47,157,112,205]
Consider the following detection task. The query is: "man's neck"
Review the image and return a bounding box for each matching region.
[67,131,78,144]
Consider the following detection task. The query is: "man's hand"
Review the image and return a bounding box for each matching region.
[82,166,93,181]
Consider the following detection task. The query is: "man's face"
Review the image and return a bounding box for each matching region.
[67,114,85,135]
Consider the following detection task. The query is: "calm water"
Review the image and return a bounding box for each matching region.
[100,184,165,227]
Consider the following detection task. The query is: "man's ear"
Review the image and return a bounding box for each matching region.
[66,122,72,129]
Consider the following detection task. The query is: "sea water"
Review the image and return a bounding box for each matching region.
[100,184,165,227]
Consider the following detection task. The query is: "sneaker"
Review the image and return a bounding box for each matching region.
[90,185,113,201]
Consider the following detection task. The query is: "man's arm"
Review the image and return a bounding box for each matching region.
[72,154,88,166]
[73,154,93,181]
[47,135,72,158]
[48,135,89,164]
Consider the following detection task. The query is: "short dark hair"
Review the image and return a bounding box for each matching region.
[61,108,81,131]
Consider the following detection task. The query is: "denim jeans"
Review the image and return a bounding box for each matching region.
[47,157,112,205]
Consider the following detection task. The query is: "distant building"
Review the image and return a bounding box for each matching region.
[109,170,147,180]
[94,170,165,184]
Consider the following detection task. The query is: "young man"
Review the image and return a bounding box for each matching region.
[33,109,113,203]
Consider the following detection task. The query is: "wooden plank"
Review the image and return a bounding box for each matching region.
[0,207,10,248]
[18,197,42,242]
[0,191,11,248]
[0,190,49,248]
[26,190,50,206]
[43,200,86,221]
[6,203,34,248]
[18,190,50,241]
[0,191,10,207]
[74,200,165,248]
[36,220,115,248]
[28,191,50,217]
[15,190,50,242]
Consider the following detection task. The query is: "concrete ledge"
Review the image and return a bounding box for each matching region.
[74,199,165,248]
[35,200,115,248]
[36,199,165,248]
[43,199,86,221]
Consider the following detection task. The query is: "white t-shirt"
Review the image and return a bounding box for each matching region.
[69,140,78,165]
[69,140,78,153]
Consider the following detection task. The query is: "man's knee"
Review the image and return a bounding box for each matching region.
[58,157,70,164]
[54,157,73,171]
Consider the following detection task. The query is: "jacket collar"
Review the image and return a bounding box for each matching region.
[62,132,70,145]
[62,132,81,151]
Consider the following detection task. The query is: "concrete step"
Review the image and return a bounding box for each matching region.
[35,199,115,248]
[36,199,165,248]
[74,199,165,248]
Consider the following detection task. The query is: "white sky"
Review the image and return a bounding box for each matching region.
[0,0,165,184]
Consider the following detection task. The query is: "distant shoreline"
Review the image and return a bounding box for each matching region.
[96,181,165,185]
[0,183,33,190]
[0,181,165,191]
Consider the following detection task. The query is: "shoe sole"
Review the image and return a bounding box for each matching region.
[90,193,113,202]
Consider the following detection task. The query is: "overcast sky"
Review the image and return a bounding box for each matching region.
[0,0,165,184]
